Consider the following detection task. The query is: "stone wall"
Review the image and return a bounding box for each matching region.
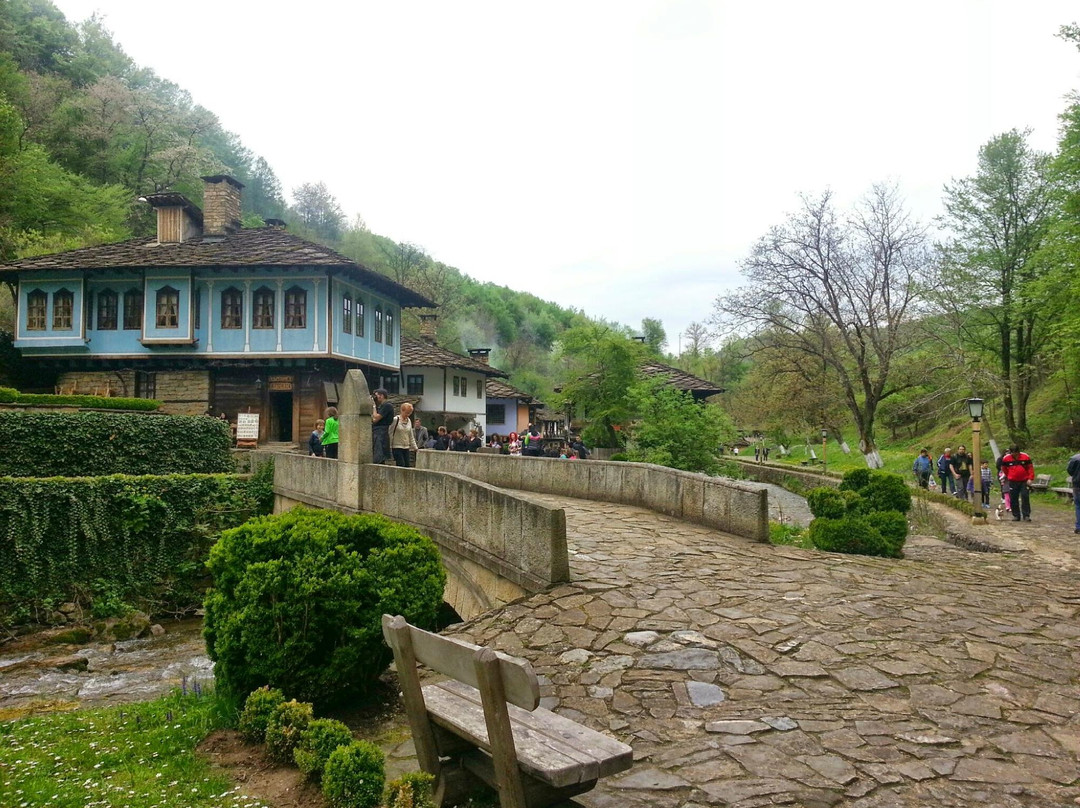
[730,461,841,491]
[56,370,210,416]
[416,452,769,542]
[264,452,569,619]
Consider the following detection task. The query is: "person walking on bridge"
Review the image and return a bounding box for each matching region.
[1000,445,1034,522]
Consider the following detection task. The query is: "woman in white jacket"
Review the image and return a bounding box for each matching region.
[389,402,419,467]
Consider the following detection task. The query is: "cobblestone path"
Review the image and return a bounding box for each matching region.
[436,494,1080,808]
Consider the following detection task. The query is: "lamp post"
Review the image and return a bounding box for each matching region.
[968,398,985,523]
[821,428,828,473]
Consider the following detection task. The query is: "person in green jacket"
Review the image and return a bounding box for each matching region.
[322,406,340,459]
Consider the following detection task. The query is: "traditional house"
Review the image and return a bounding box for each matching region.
[485,377,541,438]
[396,315,508,435]
[0,175,434,444]
[639,360,724,400]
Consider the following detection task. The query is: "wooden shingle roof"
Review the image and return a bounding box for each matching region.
[640,361,724,395]
[0,227,435,308]
[486,378,540,403]
[399,337,508,378]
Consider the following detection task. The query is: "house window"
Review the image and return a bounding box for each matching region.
[85,292,93,330]
[253,286,274,329]
[374,305,383,343]
[134,370,156,399]
[476,379,483,398]
[385,310,394,346]
[487,403,506,425]
[384,376,400,394]
[97,290,118,330]
[453,376,460,397]
[27,289,46,331]
[156,286,180,328]
[342,295,352,334]
[123,289,143,330]
[221,287,242,329]
[193,288,201,329]
[406,375,424,395]
[53,289,73,330]
[355,297,364,337]
[285,286,306,328]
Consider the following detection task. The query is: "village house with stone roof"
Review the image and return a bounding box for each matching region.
[0,175,435,446]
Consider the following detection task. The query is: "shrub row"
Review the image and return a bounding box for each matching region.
[805,469,911,558]
[0,464,274,625]
[0,411,232,477]
[239,687,434,808]
[0,385,161,410]
[205,507,446,710]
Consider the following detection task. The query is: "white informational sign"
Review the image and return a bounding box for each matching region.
[236,413,260,441]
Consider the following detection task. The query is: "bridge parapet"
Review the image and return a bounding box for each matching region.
[415,452,769,542]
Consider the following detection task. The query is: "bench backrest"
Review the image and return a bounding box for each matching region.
[382,614,541,711]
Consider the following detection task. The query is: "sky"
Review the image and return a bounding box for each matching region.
[48,0,1080,353]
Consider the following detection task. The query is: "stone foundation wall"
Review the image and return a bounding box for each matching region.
[416,452,770,542]
[55,370,209,416]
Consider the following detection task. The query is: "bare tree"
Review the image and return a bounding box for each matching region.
[712,185,931,467]
[682,321,710,357]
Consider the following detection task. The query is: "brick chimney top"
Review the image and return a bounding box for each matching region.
[467,348,492,365]
[419,313,438,343]
[201,175,244,237]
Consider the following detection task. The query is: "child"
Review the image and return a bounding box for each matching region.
[308,419,325,457]
[980,460,992,509]
[996,471,1012,521]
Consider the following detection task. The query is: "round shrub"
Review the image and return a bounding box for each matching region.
[865,511,908,557]
[238,686,286,743]
[862,472,912,514]
[322,740,386,808]
[806,488,847,519]
[808,516,893,558]
[0,387,18,403]
[265,699,313,763]
[385,772,435,808]
[204,507,446,709]
[838,468,871,493]
[295,718,355,780]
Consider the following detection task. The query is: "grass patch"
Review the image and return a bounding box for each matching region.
[0,689,257,808]
[769,521,813,549]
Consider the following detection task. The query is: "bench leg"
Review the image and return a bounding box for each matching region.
[461,751,598,808]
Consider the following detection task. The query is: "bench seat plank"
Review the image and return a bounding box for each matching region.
[423,680,632,788]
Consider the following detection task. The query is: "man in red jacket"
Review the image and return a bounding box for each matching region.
[1000,444,1034,522]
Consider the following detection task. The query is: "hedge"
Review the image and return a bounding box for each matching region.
[0,466,274,625]
[0,386,161,410]
[0,411,233,477]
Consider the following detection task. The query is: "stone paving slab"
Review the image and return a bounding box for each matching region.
[415,492,1080,808]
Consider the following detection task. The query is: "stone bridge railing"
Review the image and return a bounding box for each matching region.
[416,452,769,542]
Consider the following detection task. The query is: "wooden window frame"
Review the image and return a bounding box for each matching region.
[386,310,394,346]
[342,294,352,334]
[487,403,506,425]
[285,286,306,329]
[221,287,242,329]
[123,288,143,330]
[374,305,383,343]
[406,374,424,395]
[156,285,180,329]
[355,297,365,337]
[27,289,46,331]
[53,289,74,331]
[253,286,274,329]
[97,289,118,330]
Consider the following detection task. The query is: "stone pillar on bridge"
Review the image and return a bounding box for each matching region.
[336,370,374,511]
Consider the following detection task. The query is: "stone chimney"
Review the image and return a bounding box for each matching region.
[419,313,438,344]
[468,348,491,365]
[201,175,244,236]
[143,193,203,244]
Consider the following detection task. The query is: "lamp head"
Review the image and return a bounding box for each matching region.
[967,397,984,421]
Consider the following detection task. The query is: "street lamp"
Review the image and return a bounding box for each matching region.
[967,398,985,523]
[821,428,828,473]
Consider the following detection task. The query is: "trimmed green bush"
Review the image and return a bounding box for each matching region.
[809,515,896,557]
[807,470,910,558]
[322,741,386,808]
[838,468,871,493]
[0,473,272,625]
[806,488,847,519]
[861,472,912,514]
[204,508,446,710]
[265,700,313,763]
[10,393,161,410]
[0,387,17,403]
[238,686,286,743]
[0,412,231,477]
[295,718,355,780]
[866,511,908,556]
[385,772,436,808]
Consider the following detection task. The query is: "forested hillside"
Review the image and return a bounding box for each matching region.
[0,0,603,402]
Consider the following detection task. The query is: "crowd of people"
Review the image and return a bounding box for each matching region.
[306,392,590,467]
[913,444,1035,522]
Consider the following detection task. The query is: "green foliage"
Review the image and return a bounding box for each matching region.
[238,686,286,743]
[865,511,908,556]
[808,470,909,557]
[838,468,871,492]
[4,392,161,410]
[861,472,912,514]
[0,472,272,624]
[609,453,629,462]
[809,515,900,558]
[806,488,848,519]
[0,411,231,476]
[204,508,446,709]
[295,718,355,780]
[385,772,436,808]
[624,375,735,473]
[0,689,233,808]
[768,522,810,549]
[322,741,386,808]
[264,699,313,764]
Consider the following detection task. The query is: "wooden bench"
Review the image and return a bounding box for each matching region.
[1051,486,1075,503]
[1030,474,1052,492]
[382,614,633,808]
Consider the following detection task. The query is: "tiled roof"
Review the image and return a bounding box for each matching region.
[399,336,508,377]
[0,227,435,308]
[486,378,535,401]
[640,361,724,394]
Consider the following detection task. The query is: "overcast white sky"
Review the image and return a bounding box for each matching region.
[50,1,1080,352]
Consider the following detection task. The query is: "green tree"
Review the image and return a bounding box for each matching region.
[640,317,666,355]
[625,375,734,473]
[291,181,345,241]
[935,130,1055,444]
